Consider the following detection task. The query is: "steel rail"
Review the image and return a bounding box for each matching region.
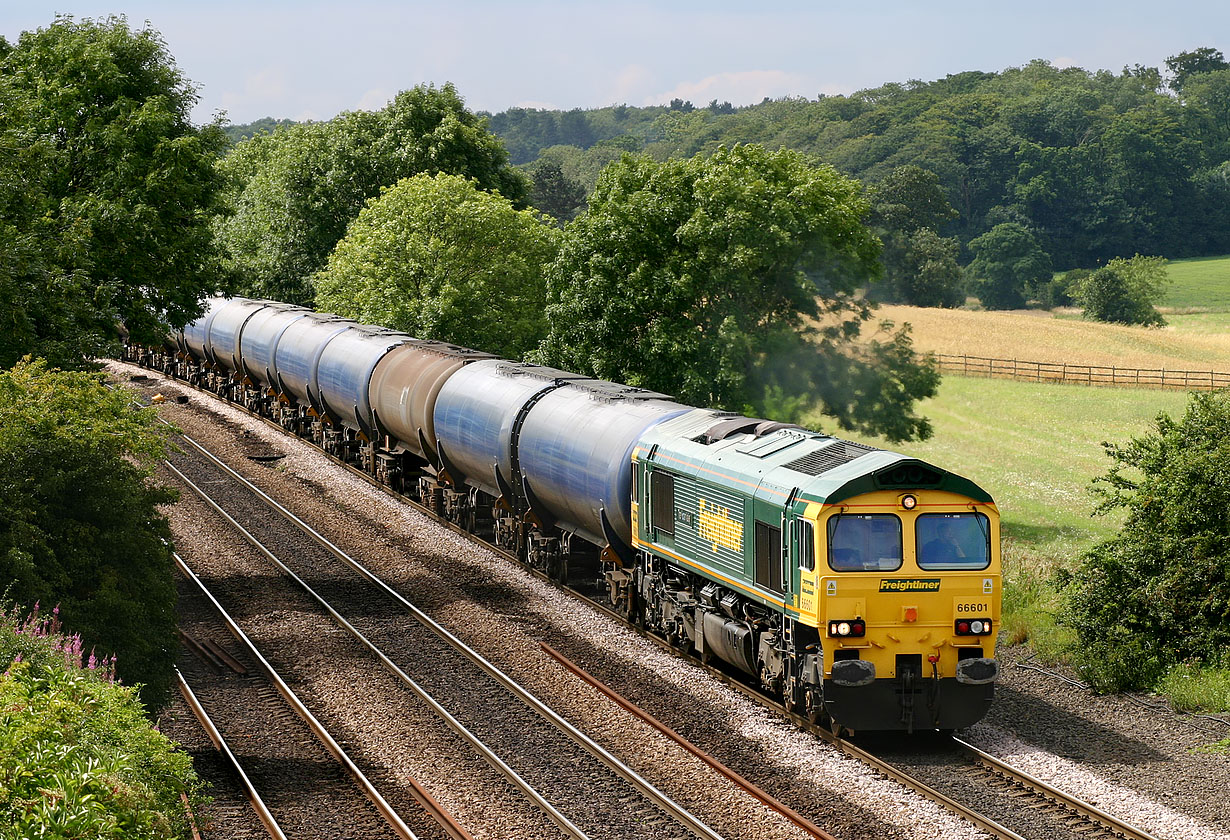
[539,643,839,840]
[174,553,422,840]
[166,432,725,840]
[174,669,289,840]
[165,458,577,840]
[953,736,1161,840]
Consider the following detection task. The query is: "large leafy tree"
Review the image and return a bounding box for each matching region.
[869,165,963,307]
[528,160,587,224]
[536,144,939,442]
[965,222,1052,309]
[1065,390,1230,690]
[1165,47,1229,92]
[0,360,177,709]
[0,16,229,367]
[313,174,560,359]
[217,84,529,305]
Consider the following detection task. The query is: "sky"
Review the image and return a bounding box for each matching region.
[4,2,1229,126]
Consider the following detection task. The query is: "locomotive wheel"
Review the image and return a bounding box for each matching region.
[806,689,830,726]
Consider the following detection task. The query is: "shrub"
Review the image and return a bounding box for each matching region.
[1071,255,1170,325]
[0,605,205,838]
[1064,390,1230,691]
[0,360,178,708]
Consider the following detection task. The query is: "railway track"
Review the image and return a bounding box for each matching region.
[125,362,1165,840]
[173,555,438,840]
[163,420,738,840]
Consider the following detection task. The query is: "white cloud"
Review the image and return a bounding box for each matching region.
[647,70,809,107]
[512,100,558,110]
[1052,56,1079,69]
[607,64,655,105]
[356,88,393,112]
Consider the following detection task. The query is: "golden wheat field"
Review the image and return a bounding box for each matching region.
[869,305,1230,372]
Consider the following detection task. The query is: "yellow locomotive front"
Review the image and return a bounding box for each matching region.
[797,488,1000,732]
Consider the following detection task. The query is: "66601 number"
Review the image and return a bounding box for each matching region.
[956,602,988,613]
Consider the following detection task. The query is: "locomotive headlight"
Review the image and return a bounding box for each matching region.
[900,494,918,510]
[970,620,985,634]
[838,622,851,636]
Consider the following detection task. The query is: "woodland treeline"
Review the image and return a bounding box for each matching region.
[479,51,1230,269]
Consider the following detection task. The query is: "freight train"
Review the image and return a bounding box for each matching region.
[131,296,1001,732]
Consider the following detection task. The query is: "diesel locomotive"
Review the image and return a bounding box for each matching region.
[134,295,1001,732]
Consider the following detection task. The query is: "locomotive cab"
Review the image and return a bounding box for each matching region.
[803,489,1000,732]
[632,412,1001,733]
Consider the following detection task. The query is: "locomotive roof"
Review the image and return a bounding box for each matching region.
[636,409,993,507]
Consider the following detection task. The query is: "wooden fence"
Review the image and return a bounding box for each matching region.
[934,353,1230,391]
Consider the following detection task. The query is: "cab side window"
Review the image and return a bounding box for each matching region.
[650,470,675,537]
[798,520,815,572]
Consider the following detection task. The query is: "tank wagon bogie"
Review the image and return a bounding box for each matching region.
[133,296,1001,733]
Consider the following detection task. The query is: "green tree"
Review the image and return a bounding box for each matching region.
[1071,255,1169,326]
[0,15,229,366]
[529,160,587,224]
[536,145,939,441]
[890,228,965,308]
[1165,46,1229,92]
[869,166,963,306]
[313,174,561,359]
[966,222,1052,309]
[217,84,529,305]
[0,360,177,709]
[1065,390,1230,690]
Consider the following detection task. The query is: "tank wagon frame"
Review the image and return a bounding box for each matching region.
[131,296,1001,733]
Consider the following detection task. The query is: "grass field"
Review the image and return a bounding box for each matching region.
[1162,254,1230,310]
[820,255,1230,708]
[870,253,1230,371]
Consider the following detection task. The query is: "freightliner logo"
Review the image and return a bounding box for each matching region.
[879,578,942,593]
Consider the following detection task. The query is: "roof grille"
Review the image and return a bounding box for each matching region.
[782,440,876,476]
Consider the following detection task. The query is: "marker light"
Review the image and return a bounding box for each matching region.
[954,618,993,636]
[828,619,866,638]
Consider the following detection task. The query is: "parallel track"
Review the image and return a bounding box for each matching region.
[124,360,1163,840]
[164,420,725,840]
[175,553,429,840]
[174,670,290,840]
